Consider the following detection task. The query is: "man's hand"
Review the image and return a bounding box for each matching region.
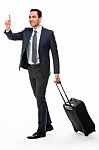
[5,15,11,31]
[54,74,61,83]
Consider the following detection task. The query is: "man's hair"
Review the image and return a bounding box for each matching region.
[30,9,42,18]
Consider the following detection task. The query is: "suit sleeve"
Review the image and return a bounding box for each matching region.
[50,31,60,74]
[4,29,23,41]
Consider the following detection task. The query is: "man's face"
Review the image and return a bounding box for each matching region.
[29,11,41,28]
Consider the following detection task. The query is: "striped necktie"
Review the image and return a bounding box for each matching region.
[32,30,37,64]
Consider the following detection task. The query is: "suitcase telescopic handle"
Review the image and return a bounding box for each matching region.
[55,81,72,107]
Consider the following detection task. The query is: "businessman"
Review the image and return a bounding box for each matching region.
[4,9,60,139]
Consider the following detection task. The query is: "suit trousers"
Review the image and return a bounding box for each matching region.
[28,65,52,133]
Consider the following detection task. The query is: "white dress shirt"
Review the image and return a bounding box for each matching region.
[27,26,42,65]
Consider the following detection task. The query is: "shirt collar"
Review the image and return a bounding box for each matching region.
[33,25,42,34]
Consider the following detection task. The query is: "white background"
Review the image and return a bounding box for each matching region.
[0,0,99,150]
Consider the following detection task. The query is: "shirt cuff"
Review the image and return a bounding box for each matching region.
[6,29,11,32]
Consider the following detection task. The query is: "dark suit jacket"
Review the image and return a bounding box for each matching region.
[4,27,60,77]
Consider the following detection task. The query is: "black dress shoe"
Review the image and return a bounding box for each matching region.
[46,124,53,132]
[27,132,46,139]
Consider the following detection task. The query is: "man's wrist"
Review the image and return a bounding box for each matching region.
[55,73,60,75]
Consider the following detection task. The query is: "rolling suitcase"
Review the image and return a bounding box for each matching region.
[56,81,95,136]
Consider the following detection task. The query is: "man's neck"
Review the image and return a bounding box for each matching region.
[33,24,41,30]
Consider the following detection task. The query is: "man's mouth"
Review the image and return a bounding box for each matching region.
[30,21,34,23]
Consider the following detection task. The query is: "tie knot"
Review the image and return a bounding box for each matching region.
[34,30,37,34]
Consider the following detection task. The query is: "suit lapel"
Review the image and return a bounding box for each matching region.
[38,27,46,51]
[22,28,32,55]
[25,28,33,45]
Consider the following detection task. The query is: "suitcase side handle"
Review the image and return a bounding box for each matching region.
[55,81,73,107]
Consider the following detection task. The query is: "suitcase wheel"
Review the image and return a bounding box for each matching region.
[84,132,89,136]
